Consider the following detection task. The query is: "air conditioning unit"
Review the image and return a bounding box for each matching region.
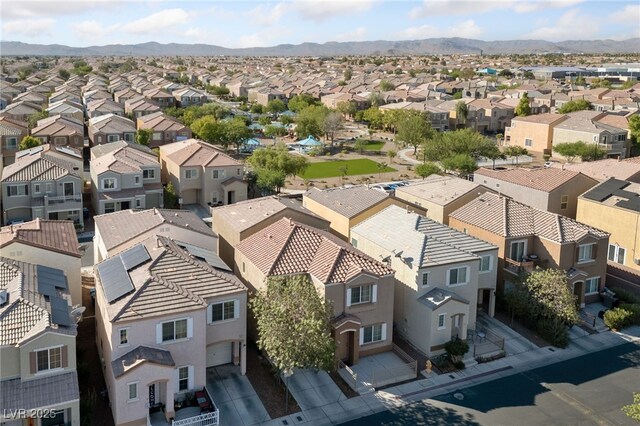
[634,258,640,265]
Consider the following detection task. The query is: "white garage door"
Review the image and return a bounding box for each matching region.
[207,342,233,367]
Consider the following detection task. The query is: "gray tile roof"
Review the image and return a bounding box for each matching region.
[111,345,175,378]
[305,186,389,219]
[418,287,469,310]
[1,371,79,411]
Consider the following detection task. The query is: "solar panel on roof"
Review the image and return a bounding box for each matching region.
[120,245,151,271]
[36,265,68,296]
[50,296,72,326]
[582,179,628,202]
[97,257,135,303]
[175,241,232,271]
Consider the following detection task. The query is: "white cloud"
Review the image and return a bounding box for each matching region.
[1,1,114,20]
[234,27,294,48]
[293,0,376,22]
[399,19,484,39]
[246,2,287,26]
[409,0,584,19]
[120,8,192,35]
[2,18,55,37]
[525,9,600,40]
[335,27,367,41]
[511,0,583,14]
[609,4,640,25]
[72,20,121,42]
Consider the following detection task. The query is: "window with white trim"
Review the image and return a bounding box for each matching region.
[6,137,17,149]
[134,175,140,184]
[212,169,225,179]
[7,184,28,197]
[560,195,568,210]
[135,199,141,208]
[437,313,446,330]
[119,328,129,346]
[608,244,625,265]
[447,267,468,286]
[53,136,66,145]
[185,169,198,179]
[509,240,526,262]
[102,178,116,190]
[34,183,41,194]
[161,319,188,342]
[127,382,138,401]
[124,133,134,142]
[143,169,155,179]
[350,284,373,305]
[362,324,383,344]
[578,243,595,263]
[479,255,492,272]
[178,366,189,392]
[107,135,119,142]
[585,277,600,295]
[36,347,61,372]
[350,238,358,248]
[524,138,532,147]
[421,272,429,287]
[46,183,52,193]
[104,202,115,214]
[153,132,162,141]
[210,300,237,322]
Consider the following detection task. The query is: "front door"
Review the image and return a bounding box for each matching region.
[574,281,585,308]
[509,241,526,262]
[149,384,156,407]
[227,190,235,205]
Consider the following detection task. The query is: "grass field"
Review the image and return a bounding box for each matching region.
[360,140,385,151]
[300,159,396,179]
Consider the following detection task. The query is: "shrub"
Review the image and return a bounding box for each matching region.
[536,317,570,348]
[620,303,640,324]
[445,338,469,363]
[613,288,640,304]
[604,307,634,330]
[453,360,465,370]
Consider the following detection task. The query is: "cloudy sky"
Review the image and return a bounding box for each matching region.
[1,0,639,48]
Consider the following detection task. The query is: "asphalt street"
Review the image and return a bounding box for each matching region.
[345,342,640,426]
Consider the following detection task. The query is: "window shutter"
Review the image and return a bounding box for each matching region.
[174,368,180,393]
[206,304,212,324]
[346,287,352,307]
[372,284,378,303]
[359,327,364,346]
[156,323,162,344]
[592,244,598,259]
[188,365,194,391]
[187,318,193,339]
[61,346,68,368]
[575,245,580,262]
[30,352,37,374]
[381,323,387,342]
[233,299,240,319]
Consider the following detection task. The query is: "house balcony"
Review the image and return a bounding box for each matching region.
[598,142,625,153]
[504,256,549,276]
[45,194,83,211]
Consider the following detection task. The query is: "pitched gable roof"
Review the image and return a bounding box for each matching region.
[0,219,81,257]
[474,167,595,192]
[304,186,389,219]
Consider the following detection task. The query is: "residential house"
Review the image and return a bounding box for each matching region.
[0,116,28,167]
[87,114,136,146]
[93,207,217,264]
[95,236,247,425]
[46,100,85,123]
[0,219,82,305]
[136,112,192,148]
[552,111,629,159]
[172,88,207,107]
[159,139,247,209]
[577,179,640,272]
[549,157,640,183]
[90,142,163,215]
[1,145,84,232]
[211,195,330,269]
[474,167,598,219]
[449,193,609,306]
[393,175,491,225]
[351,205,498,356]
[85,99,125,119]
[504,113,568,156]
[0,257,80,426]
[303,185,426,241]
[143,88,176,108]
[124,96,161,118]
[31,115,84,150]
[0,101,42,122]
[235,218,395,365]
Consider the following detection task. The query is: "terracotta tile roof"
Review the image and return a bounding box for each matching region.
[237,218,393,283]
[304,186,389,219]
[0,219,81,257]
[95,208,215,250]
[511,113,567,124]
[549,158,640,183]
[474,167,591,192]
[162,139,242,167]
[450,193,609,242]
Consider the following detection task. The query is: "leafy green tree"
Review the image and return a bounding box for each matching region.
[135,128,152,146]
[280,115,295,125]
[396,110,433,155]
[207,85,230,97]
[525,269,579,326]
[387,149,397,164]
[27,110,48,130]
[295,105,327,139]
[377,161,388,178]
[557,99,593,114]
[287,94,317,113]
[343,67,353,81]
[622,393,640,421]
[553,141,604,162]
[264,124,288,141]
[18,135,42,151]
[250,275,336,373]
[190,116,226,148]
[483,144,506,169]
[225,117,253,154]
[455,101,469,128]
[504,286,530,326]
[628,115,640,144]
[362,107,384,130]
[415,162,441,179]
[247,144,309,179]
[379,79,395,91]
[498,69,514,77]
[503,145,529,165]
[164,182,179,209]
[250,104,264,114]
[182,103,229,127]
[336,101,357,119]
[368,92,385,108]
[322,111,344,145]
[442,153,477,177]
[452,92,462,100]
[266,99,286,118]
[354,138,367,154]
[256,168,286,194]
[58,69,70,81]
[258,116,272,126]
[515,93,531,117]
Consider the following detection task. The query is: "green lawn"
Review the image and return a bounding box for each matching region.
[300,159,396,179]
[360,140,385,151]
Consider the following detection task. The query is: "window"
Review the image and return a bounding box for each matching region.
[127,382,138,401]
[560,195,568,210]
[361,324,384,344]
[237,168,241,176]
[608,244,626,265]
[36,347,62,372]
[178,366,189,392]
[161,319,188,342]
[46,183,52,193]
[509,240,526,262]
[448,267,468,286]
[119,328,129,346]
[185,169,198,179]
[438,313,446,330]
[102,178,116,190]
[479,255,492,272]
[577,243,595,263]
[210,300,237,322]
[153,132,162,141]
[212,169,225,179]
[524,138,532,147]
[134,175,140,184]
[350,284,373,305]
[53,136,66,145]
[350,238,358,248]
[421,272,429,287]
[124,133,134,142]
[104,202,115,214]
[107,135,119,142]
[6,137,17,149]
[7,184,28,197]
[34,183,41,194]
[143,169,155,179]
[585,277,600,295]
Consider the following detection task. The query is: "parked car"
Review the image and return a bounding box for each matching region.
[372,184,394,194]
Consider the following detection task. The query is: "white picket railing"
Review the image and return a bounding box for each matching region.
[172,411,218,426]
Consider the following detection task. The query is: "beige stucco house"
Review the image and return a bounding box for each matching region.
[504,113,568,156]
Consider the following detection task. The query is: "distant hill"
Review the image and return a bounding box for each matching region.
[2,38,639,57]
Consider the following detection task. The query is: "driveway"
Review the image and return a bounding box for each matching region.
[285,369,346,411]
[206,365,270,426]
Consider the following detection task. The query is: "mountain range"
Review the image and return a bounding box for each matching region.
[2,38,639,57]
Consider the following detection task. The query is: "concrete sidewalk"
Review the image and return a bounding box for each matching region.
[261,326,640,425]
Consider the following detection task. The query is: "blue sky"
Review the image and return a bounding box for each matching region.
[1,1,639,48]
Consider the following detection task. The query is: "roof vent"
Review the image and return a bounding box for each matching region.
[0,289,8,306]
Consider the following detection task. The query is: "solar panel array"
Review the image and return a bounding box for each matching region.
[121,245,151,271]
[50,296,72,326]
[582,179,629,202]
[37,265,68,297]
[175,241,232,271]
[97,256,135,303]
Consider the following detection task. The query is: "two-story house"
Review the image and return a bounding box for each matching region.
[235,218,395,366]
[85,98,125,119]
[159,139,247,209]
[351,205,498,356]
[136,112,192,148]
[46,100,85,123]
[87,113,136,146]
[504,113,568,157]
[0,116,28,167]
[143,88,176,108]
[449,193,610,307]
[124,96,161,118]
[552,111,629,159]
[1,145,84,230]
[0,257,80,426]
[95,236,247,425]
[90,142,163,215]
[172,88,207,107]
[31,115,84,151]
